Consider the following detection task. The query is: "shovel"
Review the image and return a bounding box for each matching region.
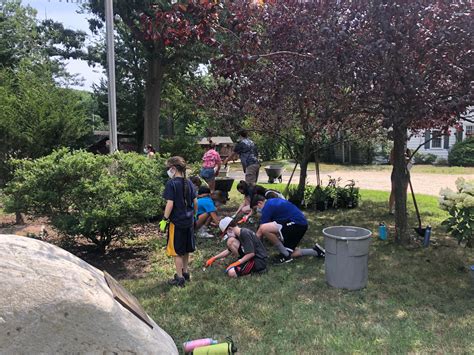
[407,170,427,237]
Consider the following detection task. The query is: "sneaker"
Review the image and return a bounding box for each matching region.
[313,243,325,258]
[167,274,185,287]
[273,253,293,265]
[182,271,190,281]
[197,229,214,238]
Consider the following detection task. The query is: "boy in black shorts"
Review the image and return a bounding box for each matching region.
[160,156,198,287]
[251,194,325,264]
[205,217,267,277]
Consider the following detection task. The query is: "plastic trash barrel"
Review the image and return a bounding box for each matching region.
[323,226,372,290]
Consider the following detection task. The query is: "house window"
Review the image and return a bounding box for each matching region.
[431,131,442,148]
[466,126,474,137]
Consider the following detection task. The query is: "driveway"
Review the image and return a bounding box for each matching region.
[228,169,474,196]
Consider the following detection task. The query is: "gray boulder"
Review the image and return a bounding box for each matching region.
[0,234,178,354]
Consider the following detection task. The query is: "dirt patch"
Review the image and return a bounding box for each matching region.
[0,214,161,280]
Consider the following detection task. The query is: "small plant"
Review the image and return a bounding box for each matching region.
[439,178,474,247]
[325,176,342,208]
[344,180,360,208]
[413,152,437,165]
[286,185,303,207]
[301,178,359,211]
[313,185,329,211]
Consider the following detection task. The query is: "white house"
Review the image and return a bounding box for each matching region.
[407,107,474,161]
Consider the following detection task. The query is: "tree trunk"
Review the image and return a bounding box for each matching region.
[167,116,174,137]
[143,53,164,150]
[392,125,409,244]
[296,137,312,203]
[15,211,24,225]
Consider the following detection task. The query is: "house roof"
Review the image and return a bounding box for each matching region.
[197,136,234,145]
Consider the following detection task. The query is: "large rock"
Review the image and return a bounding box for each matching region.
[0,234,178,354]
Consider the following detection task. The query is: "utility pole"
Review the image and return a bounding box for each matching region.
[105,0,118,153]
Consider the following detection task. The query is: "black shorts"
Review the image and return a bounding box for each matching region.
[235,257,266,277]
[166,223,195,256]
[281,222,308,250]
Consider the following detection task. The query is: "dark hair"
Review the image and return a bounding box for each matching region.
[239,130,248,138]
[198,186,211,195]
[228,219,237,228]
[211,190,226,204]
[146,144,155,153]
[253,185,267,196]
[166,156,190,207]
[190,176,202,187]
[251,194,266,208]
[208,139,216,149]
[236,180,249,195]
[265,191,280,199]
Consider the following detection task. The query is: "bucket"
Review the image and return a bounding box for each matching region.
[323,226,372,290]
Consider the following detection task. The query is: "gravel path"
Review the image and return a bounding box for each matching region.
[228,169,474,196]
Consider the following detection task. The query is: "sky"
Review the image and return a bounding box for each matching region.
[24,0,105,91]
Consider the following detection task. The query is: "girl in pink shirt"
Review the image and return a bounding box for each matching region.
[200,141,222,191]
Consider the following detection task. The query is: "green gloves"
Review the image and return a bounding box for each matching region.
[159,218,169,232]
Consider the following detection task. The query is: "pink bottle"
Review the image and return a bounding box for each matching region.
[183,338,218,353]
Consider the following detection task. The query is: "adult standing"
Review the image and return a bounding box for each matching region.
[223,130,260,185]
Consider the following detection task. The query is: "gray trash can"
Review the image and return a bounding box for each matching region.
[323,226,372,290]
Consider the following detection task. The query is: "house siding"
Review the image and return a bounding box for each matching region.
[407,108,474,161]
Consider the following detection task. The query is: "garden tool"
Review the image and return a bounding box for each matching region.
[407,170,427,237]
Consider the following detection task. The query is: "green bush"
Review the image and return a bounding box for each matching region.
[3,149,167,252]
[434,157,449,166]
[448,137,474,167]
[413,152,437,165]
[160,137,203,164]
[439,178,474,247]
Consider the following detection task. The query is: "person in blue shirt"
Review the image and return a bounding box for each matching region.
[251,194,325,264]
[195,186,226,238]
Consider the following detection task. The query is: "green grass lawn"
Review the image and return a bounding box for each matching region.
[124,188,473,354]
[247,160,474,175]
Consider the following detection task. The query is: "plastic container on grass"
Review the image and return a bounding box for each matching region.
[323,226,372,290]
[470,265,474,290]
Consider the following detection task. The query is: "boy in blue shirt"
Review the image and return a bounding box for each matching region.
[251,194,325,264]
[195,186,225,238]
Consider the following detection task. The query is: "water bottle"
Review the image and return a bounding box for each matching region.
[423,225,432,247]
[183,338,218,353]
[378,222,387,240]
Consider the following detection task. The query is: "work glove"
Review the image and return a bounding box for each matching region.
[226,260,242,273]
[205,256,217,267]
[238,215,250,224]
[159,219,169,232]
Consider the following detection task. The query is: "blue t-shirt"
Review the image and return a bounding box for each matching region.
[197,196,216,216]
[163,177,195,228]
[260,198,307,226]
